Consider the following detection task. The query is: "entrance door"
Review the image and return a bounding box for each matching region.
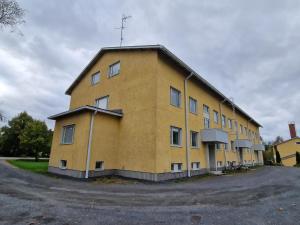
[238,147,243,164]
[208,144,216,171]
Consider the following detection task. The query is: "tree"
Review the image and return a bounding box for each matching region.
[0,0,25,30]
[275,149,282,164]
[0,111,33,156]
[273,136,284,145]
[296,152,300,165]
[20,120,52,161]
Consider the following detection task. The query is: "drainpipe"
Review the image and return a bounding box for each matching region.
[184,72,194,177]
[219,99,227,168]
[85,111,97,179]
[247,119,254,167]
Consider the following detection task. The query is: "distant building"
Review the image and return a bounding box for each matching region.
[48,45,264,181]
[275,122,300,166]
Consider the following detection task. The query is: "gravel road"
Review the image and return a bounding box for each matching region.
[0,160,299,225]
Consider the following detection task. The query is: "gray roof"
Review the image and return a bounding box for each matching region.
[65,45,262,127]
[48,105,123,120]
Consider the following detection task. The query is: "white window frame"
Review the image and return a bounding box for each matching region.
[191,162,200,170]
[91,72,100,85]
[213,110,219,124]
[108,61,120,77]
[95,96,109,109]
[221,114,226,128]
[61,125,75,144]
[190,131,199,148]
[170,126,182,147]
[171,163,182,173]
[189,97,197,114]
[95,161,104,171]
[170,87,181,108]
[228,119,232,129]
[203,105,210,128]
[60,160,67,169]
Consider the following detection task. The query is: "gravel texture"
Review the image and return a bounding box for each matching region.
[0,160,299,225]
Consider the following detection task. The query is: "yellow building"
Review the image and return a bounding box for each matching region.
[48,45,264,181]
[275,123,300,167]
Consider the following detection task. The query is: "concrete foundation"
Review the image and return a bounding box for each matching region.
[48,166,208,181]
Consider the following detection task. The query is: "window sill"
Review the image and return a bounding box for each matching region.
[170,103,181,108]
[192,168,200,171]
[108,72,120,78]
[95,168,104,171]
[190,111,198,115]
[171,171,182,173]
[59,167,67,170]
[191,147,200,150]
[60,143,73,145]
[171,145,182,148]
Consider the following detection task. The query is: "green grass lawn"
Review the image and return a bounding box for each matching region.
[7,159,49,174]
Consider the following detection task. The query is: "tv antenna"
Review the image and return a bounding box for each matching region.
[116,14,131,47]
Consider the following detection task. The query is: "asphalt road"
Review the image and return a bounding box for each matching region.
[0,160,299,225]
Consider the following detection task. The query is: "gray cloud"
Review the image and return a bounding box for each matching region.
[0,0,299,141]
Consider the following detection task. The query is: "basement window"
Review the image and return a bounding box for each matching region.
[61,125,75,144]
[296,142,300,145]
[95,161,104,171]
[191,162,200,170]
[108,61,120,77]
[171,163,182,172]
[60,160,67,169]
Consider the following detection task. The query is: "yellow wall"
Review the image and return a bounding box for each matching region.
[277,138,300,167]
[49,112,90,171]
[49,48,262,175]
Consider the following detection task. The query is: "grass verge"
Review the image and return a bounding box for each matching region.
[7,159,49,174]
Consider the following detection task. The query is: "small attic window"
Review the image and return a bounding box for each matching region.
[91,72,100,85]
[108,61,120,77]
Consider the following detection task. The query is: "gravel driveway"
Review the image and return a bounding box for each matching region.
[0,160,299,225]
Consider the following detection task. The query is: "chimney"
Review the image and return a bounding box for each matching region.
[288,122,297,139]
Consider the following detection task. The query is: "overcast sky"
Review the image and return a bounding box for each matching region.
[0,0,299,141]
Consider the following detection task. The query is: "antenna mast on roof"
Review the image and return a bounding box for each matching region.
[117,14,131,47]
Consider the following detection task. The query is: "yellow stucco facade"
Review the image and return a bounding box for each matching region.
[48,45,264,181]
[276,138,300,167]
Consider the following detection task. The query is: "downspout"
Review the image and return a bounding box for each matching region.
[85,111,97,179]
[247,119,254,167]
[184,72,194,177]
[219,99,227,168]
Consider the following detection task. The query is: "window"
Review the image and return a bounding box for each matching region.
[235,121,238,131]
[231,141,235,150]
[221,115,226,128]
[244,127,247,135]
[170,126,182,146]
[171,163,182,172]
[240,125,243,134]
[217,161,223,167]
[189,97,197,114]
[191,162,200,170]
[224,143,228,150]
[95,161,104,170]
[95,96,109,109]
[228,119,232,129]
[190,131,199,148]
[170,87,181,107]
[215,143,221,150]
[60,160,67,169]
[91,72,100,85]
[203,105,210,128]
[61,125,75,144]
[213,111,219,124]
[296,142,300,145]
[109,61,120,77]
